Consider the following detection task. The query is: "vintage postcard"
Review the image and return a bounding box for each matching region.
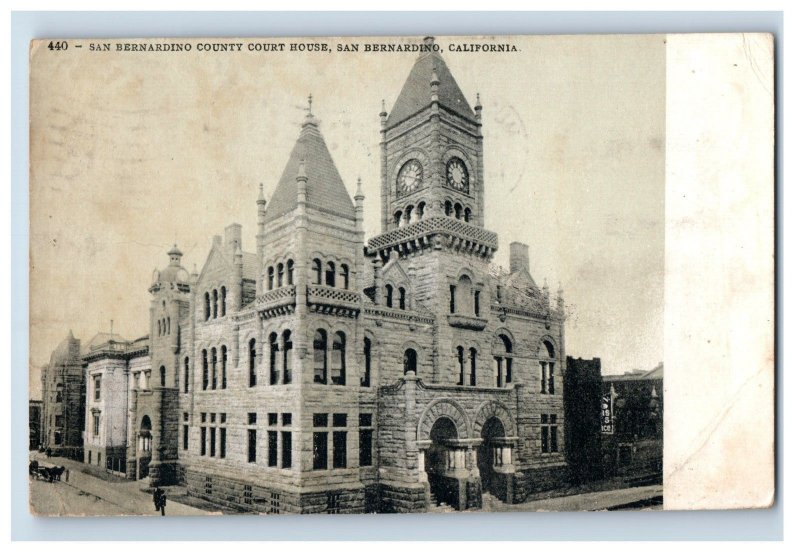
[28,34,774,515]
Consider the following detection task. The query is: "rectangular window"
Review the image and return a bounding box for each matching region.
[92,412,100,436]
[248,412,257,425]
[184,359,189,393]
[449,285,456,313]
[332,413,347,427]
[313,413,328,427]
[200,426,207,456]
[313,432,328,470]
[281,431,292,468]
[248,429,257,463]
[210,427,216,457]
[359,414,373,467]
[474,290,481,316]
[220,427,226,459]
[201,412,207,423]
[541,414,559,453]
[548,363,555,394]
[282,413,292,426]
[540,363,547,393]
[93,375,101,401]
[183,423,189,450]
[267,431,278,467]
[333,431,347,469]
[268,413,278,426]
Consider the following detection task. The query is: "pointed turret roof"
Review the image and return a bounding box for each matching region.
[386,39,475,127]
[265,107,356,223]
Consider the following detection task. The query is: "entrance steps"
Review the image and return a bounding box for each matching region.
[428,500,456,514]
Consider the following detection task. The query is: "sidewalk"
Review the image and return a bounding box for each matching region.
[30,452,213,517]
[482,484,663,512]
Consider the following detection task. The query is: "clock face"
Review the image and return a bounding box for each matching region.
[397,159,423,194]
[446,157,469,193]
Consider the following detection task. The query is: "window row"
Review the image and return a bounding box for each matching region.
[312,412,374,469]
[244,333,373,388]
[311,259,350,289]
[201,347,228,390]
[393,201,426,228]
[443,200,472,223]
[383,284,408,310]
[247,412,293,468]
[203,287,227,321]
[156,316,172,337]
[198,412,228,459]
[266,260,294,290]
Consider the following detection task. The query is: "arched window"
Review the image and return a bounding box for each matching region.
[331,331,346,385]
[212,289,219,318]
[312,259,322,285]
[183,357,189,393]
[313,329,327,384]
[267,267,275,290]
[204,292,210,320]
[454,203,463,220]
[361,337,371,387]
[202,349,209,390]
[340,264,350,290]
[445,200,453,217]
[160,366,166,387]
[456,346,465,386]
[221,345,227,389]
[398,287,406,310]
[287,259,294,285]
[464,207,472,223]
[385,284,393,308]
[456,274,473,315]
[277,263,284,287]
[248,339,256,387]
[403,348,417,375]
[269,332,279,385]
[394,211,403,227]
[417,201,426,220]
[494,335,513,388]
[211,347,218,389]
[282,330,293,384]
[404,205,414,224]
[325,262,336,287]
[539,340,556,395]
[220,287,226,317]
[469,347,477,386]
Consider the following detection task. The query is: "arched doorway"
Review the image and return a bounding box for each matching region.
[477,416,506,498]
[425,417,458,508]
[138,415,153,480]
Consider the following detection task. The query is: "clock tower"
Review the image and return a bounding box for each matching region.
[379,36,486,231]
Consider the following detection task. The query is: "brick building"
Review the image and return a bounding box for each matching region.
[56,37,571,513]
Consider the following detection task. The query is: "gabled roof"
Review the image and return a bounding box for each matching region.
[386,50,475,127]
[264,116,355,223]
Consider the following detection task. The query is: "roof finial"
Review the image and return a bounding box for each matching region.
[355,176,364,200]
[257,182,265,202]
[307,93,313,115]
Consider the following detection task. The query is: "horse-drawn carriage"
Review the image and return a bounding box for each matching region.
[29,459,65,483]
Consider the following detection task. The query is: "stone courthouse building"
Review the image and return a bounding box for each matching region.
[65,38,569,513]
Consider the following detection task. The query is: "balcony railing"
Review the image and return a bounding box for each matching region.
[307,285,360,317]
[367,216,498,257]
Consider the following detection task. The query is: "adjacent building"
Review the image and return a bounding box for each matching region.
[39,331,85,459]
[29,399,42,450]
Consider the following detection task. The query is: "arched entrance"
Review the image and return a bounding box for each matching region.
[477,416,506,498]
[425,417,459,508]
[137,415,153,480]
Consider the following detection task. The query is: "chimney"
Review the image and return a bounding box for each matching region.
[509,242,530,274]
[224,223,242,251]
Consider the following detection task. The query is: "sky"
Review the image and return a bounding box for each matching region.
[29,35,665,396]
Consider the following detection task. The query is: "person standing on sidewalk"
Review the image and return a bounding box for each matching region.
[153,488,166,516]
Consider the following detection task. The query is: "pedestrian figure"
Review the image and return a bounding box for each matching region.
[153,488,166,516]
[46,447,52,458]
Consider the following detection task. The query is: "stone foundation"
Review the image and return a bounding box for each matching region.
[512,464,569,503]
[184,468,365,514]
[377,481,429,513]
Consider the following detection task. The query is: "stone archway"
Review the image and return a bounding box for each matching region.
[425,417,460,508]
[473,401,517,502]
